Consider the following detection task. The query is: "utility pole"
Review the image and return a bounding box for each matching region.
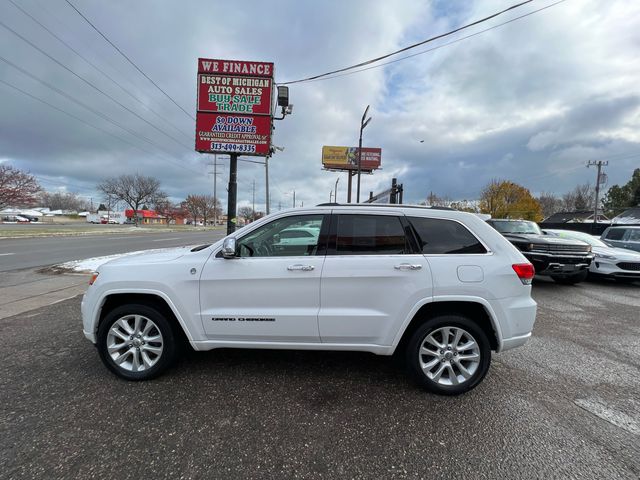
[252,179,256,221]
[335,177,340,203]
[208,155,220,226]
[227,153,238,235]
[587,160,608,225]
[265,156,270,215]
[293,190,296,208]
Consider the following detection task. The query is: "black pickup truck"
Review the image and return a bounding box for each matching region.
[487,219,594,284]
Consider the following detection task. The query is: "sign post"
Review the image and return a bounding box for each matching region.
[195,58,274,234]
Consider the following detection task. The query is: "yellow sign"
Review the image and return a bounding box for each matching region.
[322,146,381,171]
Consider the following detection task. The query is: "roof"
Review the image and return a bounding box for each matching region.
[612,207,640,224]
[316,203,454,210]
[542,211,609,223]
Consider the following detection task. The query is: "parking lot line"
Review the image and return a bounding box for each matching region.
[151,237,183,242]
[0,252,16,256]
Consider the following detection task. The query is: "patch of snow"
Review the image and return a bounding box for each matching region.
[55,249,167,272]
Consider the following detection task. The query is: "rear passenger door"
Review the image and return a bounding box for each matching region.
[407,216,491,298]
[318,212,432,346]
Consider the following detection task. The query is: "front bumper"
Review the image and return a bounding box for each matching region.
[591,259,640,278]
[524,251,594,275]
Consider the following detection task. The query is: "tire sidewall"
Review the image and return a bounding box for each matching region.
[97,304,176,381]
[406,315,491,395]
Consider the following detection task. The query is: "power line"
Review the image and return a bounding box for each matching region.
[0,19,193,151]
[289,0,568,85]
[64,0,196,122]
[6,0,192,142]
[279,0,534,85]
[0,55,196,169]
[0,73,204,178]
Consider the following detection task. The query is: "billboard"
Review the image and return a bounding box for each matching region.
[196,58,274,157]
[322,146,382,171]
[197,75,273,115]
[196,113,272,155]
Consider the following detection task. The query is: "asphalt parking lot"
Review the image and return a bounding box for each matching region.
[1,278,639,479]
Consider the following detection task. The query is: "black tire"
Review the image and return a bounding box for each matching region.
[405,315,491,396]
[97,303,177,381]
[551,270,588,285]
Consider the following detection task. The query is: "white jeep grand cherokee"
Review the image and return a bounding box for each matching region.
[81,205,536,395]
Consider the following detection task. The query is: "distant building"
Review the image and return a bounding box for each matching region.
[125,209,166,225]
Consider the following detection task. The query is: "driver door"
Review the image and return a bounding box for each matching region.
[199,214,327,343]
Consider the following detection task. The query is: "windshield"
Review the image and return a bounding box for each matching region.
[489,220,541,235]
[547,230,607,247]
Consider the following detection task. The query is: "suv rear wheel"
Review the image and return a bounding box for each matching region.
[406,315,491,395]
[97,304,177,380]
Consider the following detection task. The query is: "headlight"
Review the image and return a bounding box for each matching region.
[594,252,615,260]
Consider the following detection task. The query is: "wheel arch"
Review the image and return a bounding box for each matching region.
[392,298,501,355]
[97,291,193,347]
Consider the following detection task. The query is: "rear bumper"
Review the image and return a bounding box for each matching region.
[501,332,531,351]
[490,295,537,352]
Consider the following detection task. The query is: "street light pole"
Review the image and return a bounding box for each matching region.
[334,177,340,203]
[356,105,372,203]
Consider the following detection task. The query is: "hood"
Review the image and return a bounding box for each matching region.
[593,245,640,260]
[102,246,193,267]
[502,233,587,246]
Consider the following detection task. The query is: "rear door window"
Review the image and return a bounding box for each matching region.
[334,214,409,255]
[408,217,487,254]
[604,228,625,240]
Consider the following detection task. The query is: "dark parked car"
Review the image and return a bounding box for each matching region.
[487,219,594,284]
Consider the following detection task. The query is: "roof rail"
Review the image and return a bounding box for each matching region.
[315,203,455,210]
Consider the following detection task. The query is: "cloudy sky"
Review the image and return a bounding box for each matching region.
[1,0,639,212]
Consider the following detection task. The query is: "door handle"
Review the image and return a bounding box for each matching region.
[287,264,315,271]
[394,264,422,271]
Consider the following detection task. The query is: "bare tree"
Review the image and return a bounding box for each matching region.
[38,191,90,212]
[0,164,41,209]
[182,194,204,225]
[97,174,163,225]
[561,183,594,211]
[238,206,256,222]
[536,192,562,219]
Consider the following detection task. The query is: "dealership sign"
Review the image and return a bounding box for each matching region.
[322,146,382,171]
[196,58,274,156]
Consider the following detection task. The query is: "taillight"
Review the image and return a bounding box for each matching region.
[89,272,99,285]
[512,263,535,285]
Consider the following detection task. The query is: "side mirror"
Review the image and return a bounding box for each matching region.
[221,238,237,258]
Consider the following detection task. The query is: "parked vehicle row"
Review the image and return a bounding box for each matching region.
[545,229,640,283]
[486,219,640,285]
[486,219,593,284]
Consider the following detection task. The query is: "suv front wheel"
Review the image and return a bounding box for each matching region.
[97,304,177,380]
[406,315,491,395]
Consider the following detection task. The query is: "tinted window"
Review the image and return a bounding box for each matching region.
[604,228,625,240]
[409,217,487,254]
[335,215,408,255]
[238,215,324,257]
[627,229,640,241]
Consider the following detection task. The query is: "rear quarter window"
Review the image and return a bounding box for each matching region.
[408,217,487,254]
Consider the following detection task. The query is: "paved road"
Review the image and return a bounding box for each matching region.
[1,278,638,479]
[0,230,224,272]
